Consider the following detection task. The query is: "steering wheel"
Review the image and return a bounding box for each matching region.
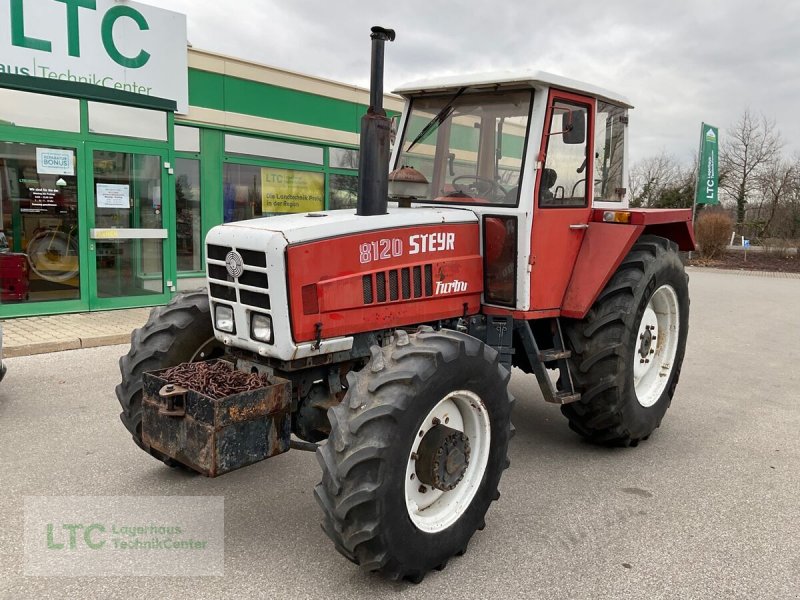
[451,175,504,200]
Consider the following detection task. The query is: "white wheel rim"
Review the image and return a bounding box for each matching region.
[405,390,491,533]
[633,284,680,408]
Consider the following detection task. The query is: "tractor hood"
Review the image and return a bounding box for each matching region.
[214,206,478,245]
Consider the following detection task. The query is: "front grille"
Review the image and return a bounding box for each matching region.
[240,290,270,309]
[207,243,272,334]
[363,264,435,306]
[210,283,236,302]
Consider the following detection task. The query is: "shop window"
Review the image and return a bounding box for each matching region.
[223,163,325,222]
[0,89,80,132]
[175,159,202,272]
[1,142,80,304]
[225,134,323,165]
[329,173,358,210]
[329,147,359,169]
[88,102,167,141]
[175,126,201,153]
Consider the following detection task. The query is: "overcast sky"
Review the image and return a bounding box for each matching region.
[157,0,799,163]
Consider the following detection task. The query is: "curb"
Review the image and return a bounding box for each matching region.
[4,333,133,358]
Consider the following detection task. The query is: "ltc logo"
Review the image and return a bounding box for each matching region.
[47,523,106,550]
[225,250,244,278]
[9,0,153,68]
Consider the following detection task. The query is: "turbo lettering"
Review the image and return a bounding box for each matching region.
[435,279,468,294]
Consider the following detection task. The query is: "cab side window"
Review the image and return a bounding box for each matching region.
[539,101,589,207]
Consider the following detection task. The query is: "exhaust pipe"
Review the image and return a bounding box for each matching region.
[356,26,396,217]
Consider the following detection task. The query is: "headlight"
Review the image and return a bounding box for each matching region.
[215,305,235,333]
[251,313,273,343]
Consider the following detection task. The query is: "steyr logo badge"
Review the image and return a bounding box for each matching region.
[225,250,244,278]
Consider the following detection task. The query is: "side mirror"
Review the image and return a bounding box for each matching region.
[562,109,586,145]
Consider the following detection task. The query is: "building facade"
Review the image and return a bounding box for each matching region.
[1,35,401,318]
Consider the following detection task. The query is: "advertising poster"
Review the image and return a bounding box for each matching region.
[261,168,324,214]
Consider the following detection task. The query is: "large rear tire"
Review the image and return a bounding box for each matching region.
[561,235,690,446]
[115,290,223,466]
[314,328,514,582]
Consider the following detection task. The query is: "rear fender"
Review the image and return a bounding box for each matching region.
[561,209,695,319]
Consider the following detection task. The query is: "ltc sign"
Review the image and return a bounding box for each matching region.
[0,0,188,112]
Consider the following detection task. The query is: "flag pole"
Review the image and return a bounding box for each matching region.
[689,122,705,259]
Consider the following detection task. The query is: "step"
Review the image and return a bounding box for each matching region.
[537,349,572,362]
[546,391,581,405]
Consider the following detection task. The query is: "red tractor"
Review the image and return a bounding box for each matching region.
[117,27,693,582]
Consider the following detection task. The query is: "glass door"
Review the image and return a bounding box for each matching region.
[86,144,171,309]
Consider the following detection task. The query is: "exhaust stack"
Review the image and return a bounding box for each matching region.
[356,26,396,217]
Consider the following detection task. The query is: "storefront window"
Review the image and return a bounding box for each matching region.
[223,163,325,222]
[175,126,201,153]
[329,147,359,169]
[175,158,202,272]
[0,89,80,132]
[88,102,167,141]
[329,173,358,210]
[1,141,80,304]
[225,134,323,165]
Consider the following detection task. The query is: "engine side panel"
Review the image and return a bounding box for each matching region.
[287,223,482,341]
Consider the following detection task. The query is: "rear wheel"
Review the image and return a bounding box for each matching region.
[561,235,689,446]
[314,328,514,582]
[115,290,224,466]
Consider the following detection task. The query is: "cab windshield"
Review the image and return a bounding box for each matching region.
[395,89,532,206]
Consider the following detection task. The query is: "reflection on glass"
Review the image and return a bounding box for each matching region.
[175,126,201,153]
[329,173,358,209]
[0,141,80,305]
[88,102,167,141]
[225,134,323,165]
[93,151,164,298]
[0,89,80,132]
[594,102,627,202]
[175,158,202,272]
[395,90,532,206]
[329,147,359,169]
[95,239,163,298]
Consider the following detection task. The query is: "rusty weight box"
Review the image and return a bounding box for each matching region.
[142,360,291,477]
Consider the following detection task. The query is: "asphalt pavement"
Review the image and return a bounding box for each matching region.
[0,269,798,599]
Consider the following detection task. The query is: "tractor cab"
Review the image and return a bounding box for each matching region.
[390,73,633,312]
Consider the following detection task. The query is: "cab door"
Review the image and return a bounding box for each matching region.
[529,90,595,311]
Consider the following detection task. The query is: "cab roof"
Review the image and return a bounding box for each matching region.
[393,69,633,109]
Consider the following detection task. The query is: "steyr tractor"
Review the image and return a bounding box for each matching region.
[116,27,694,582]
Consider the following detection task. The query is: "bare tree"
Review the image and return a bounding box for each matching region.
[720,110,783,226]
[629,152,694,208]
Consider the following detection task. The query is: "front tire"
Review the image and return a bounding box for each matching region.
[314,328,514,582]
[561,235,690,446]
[115,290,223,466]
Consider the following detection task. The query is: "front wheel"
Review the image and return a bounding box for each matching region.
[314,328,514,582]
[115,290,224,466]
[561,235,690,446]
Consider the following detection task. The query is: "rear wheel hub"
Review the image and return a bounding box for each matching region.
[415,424,471,491]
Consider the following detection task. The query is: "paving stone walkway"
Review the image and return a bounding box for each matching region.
[1,307,151,358]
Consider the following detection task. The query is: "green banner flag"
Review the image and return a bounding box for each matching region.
[695,123,719,205]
